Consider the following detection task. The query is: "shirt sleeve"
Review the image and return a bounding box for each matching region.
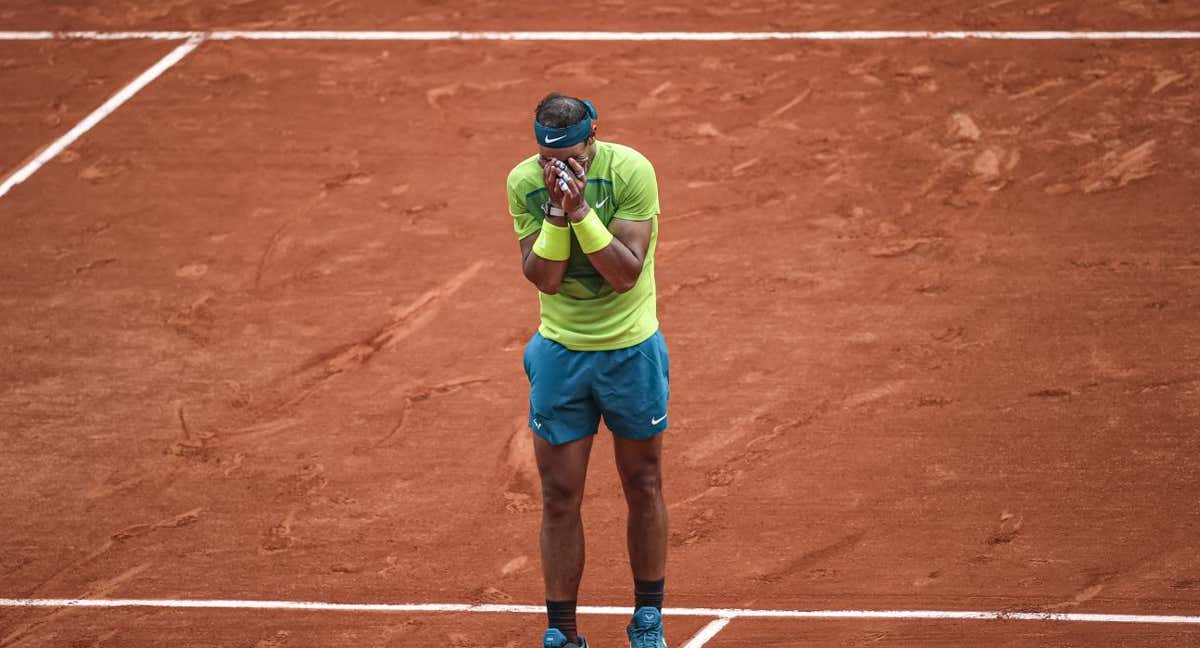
[507,167,541,240]
[614,151,660,222]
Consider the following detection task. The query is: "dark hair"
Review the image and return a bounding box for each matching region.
[535,93,589,128]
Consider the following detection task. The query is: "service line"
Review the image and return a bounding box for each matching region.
[0,36,204,200]
[2,30,1200,41]
[3,598,1200,625]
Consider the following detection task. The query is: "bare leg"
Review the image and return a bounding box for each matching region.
[613,434,667,581]
[534,433,595,602]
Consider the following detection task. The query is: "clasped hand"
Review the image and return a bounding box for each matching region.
[542,157,589,221]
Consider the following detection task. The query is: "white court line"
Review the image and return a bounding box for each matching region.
[682,617,733,648]
[0,30,201,40]
[209,30,1200,41]
[0,36,204,200]
[1,30,1200,41]
[3,599,1200,625]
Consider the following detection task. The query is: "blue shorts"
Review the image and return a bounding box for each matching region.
[523,330,670,445]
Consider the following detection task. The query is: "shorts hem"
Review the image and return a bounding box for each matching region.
[608,422,668,441]
[531,424,599,446]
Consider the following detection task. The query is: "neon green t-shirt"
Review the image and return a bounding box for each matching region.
[507,140,661,351]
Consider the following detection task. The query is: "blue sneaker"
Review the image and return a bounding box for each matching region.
[627,606,668,648]
[543,628,589,648]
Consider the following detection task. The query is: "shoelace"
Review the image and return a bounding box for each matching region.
[630,624,661,647]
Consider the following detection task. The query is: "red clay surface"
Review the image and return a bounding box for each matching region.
[1,609,713,647]
[2,0,1200,31]
[0,40,173,175]
[709,618,1200,647]
[2,5,1200,648]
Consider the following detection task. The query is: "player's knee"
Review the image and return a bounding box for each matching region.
[620,467,663,505]
[540,478,584,519]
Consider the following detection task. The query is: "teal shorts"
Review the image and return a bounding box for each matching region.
[523,330,670,445]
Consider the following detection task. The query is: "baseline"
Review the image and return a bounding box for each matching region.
[2,599,1200,625]
[1,30,1200,41]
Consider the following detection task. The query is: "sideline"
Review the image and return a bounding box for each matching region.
[0,36,204,199]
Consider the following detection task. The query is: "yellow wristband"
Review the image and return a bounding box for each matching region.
[571,209,614,254]
[533,219,571,261]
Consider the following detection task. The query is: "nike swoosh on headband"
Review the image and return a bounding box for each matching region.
[544,134,568,143]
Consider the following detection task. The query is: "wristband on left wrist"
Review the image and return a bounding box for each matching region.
[570,209,614,254]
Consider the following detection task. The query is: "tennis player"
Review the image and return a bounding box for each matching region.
[506,93,670,648]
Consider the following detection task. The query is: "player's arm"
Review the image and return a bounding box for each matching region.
[580,218,651,293]
[517,161,572,295]
[559,157,653,294]
[520,226,567,294]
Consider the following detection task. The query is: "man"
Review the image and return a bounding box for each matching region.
[506,93,670,648]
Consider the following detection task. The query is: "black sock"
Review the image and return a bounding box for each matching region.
[547,599,578,643]
[634,577,665,611]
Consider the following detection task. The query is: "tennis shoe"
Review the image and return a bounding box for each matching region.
[627,606,668,648]
[543,628,589,648]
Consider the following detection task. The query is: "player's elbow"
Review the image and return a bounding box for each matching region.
[611,277,637,294]
[527,271,561,294]
[610,269,642,294]
[522,263,561,294]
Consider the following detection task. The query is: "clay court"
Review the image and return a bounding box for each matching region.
[2,2,1200,646]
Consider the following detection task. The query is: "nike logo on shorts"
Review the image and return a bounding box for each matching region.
[651,414,667,425]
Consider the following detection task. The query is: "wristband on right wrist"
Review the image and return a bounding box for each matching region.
[532,218,571,261]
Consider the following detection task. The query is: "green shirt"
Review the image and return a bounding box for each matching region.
[507,141,661,351]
